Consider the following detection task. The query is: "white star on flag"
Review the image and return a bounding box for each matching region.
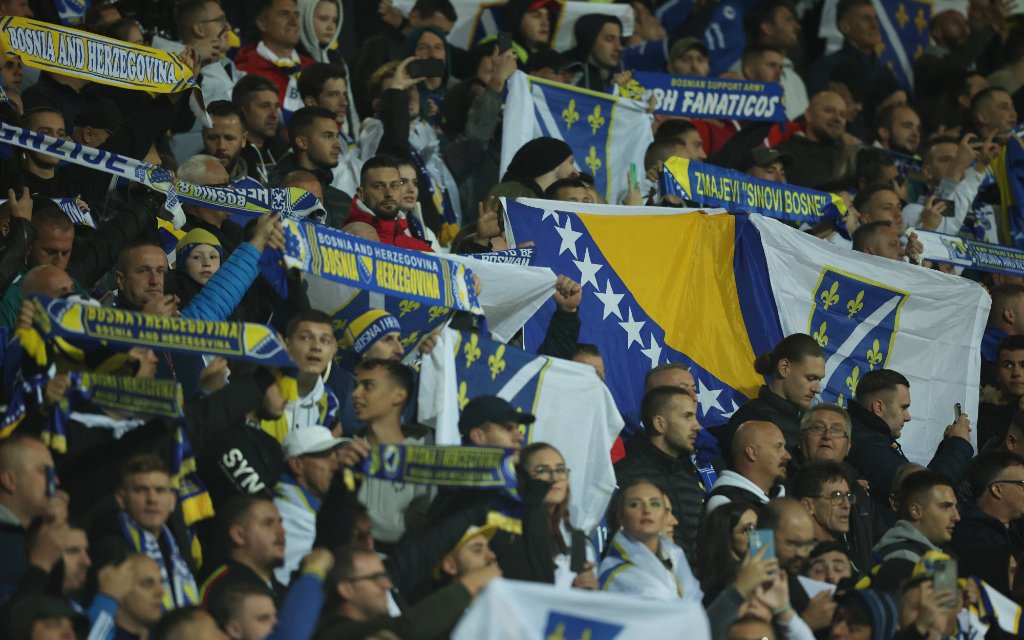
[541,208,560,224]
[554,217,583,258]
[640,334,662,368]
[695,379,724,415]
[572,248,603,289]
[720,399,739,420]
[618,308,645,349]
[594,279,624,320]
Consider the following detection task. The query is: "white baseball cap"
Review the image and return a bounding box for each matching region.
[282,426,350,458]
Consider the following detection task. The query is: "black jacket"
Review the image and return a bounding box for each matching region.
[845,401,974,508]
[0,218,33,292]
[951,504,1023,596]
[268,153,351,229]
[717,385,803,465]
[614,436,717,565]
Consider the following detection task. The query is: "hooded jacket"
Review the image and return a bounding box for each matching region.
[234,44,315,108]
[296,0,360,142]
[871,519,941,563]
[718,385,804,465]
[344,198,433,252]
[570,14,622,93]
[704,470,784,515]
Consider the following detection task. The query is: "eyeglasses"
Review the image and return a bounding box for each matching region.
[814,490,857,506]
[346,571,391,585]
[801,424,849,439]
[196,14,228,26]
[991,480,1024,489]
[530,466,570,481]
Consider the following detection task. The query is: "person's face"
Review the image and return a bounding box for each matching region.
[358,167,402,219]
[780,356,825,409]
[0,0,32,17]
[28,225,74,269]
[915,485,960,545]
[808,477,853,534]
[658,394,702,456]
[589,23,623,71]
[363,332,406,361]
[808,550,853,585]
[830,603,873,640]
[182,244,221,285]
[125,24,145,45]
[312,0,339,46]
[26,112,65,168]
[866,226,905,261]
[983,91,1019,133]
[525,447,569,507]
[116,471,176,533]
[260,382,287,420]
[448,533,497,575]
[117,246,169,308]
[237,501,286,568]
[396,164,419,210]
[663,495,679,538]
[343,553,393,618]
[875,385,912,438]
[990,464,1024,521]
[294,451,338,500]
[553,185,593,203]
[756,427,792,483]
[286,321,337,377]
[572,352,605,380]
[191,2,227,56]
[933,11,968,49]
[619,482,668,543]
[646,367,696,398]
[229,592,277,640]
[766,5,800,48]
[746,51,784,83]
[257,0,300,47]
[553,155,579,180]
[520,8,551,48]
[998,349,1024,398]
[414,30,446,64]
[886,107,921,153]
[61,528,91,595]
[678,130,707,160]
[840,4,881,50]
[801,410,851,462]
[922,142,957,186]
[2,56,22,87]
[748,160,786,183]
[470,421,525,451]
[774,513,817,574]
[862,189,904,228]
[30,617,75,640]
[203,115,247,172]
[10,440,56,523]
[314,77,348,126]
[300,117,341,169]
[806,94,847,142]
[120,557,165,628]
[242,90,280,141]
[352,366,406,422]
[668,49,709,77]
[731,509,758,558]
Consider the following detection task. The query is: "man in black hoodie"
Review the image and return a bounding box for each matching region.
[489,137,577,200]
[571,14,624,93]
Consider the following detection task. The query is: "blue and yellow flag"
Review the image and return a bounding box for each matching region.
[875,0,931,90]
[505,199,784,432]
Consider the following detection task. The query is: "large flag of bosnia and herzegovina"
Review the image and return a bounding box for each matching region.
[504,199,990,464]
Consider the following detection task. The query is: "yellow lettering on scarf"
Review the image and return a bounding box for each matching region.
[375,261,440,300]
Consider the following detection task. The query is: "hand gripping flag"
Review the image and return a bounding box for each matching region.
[418,328,623,533]
[503,200,990,464]
[501,71,653,205]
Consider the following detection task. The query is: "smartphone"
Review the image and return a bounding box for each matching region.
[406,58,446,79]
[498,31,513,54]
[629,162,638,190]
[954,402,962,422]
[937,198,956,217]
[45,466,57,498]
[570,530,587,573]
[932,558,958,608]
[748,529,775,560]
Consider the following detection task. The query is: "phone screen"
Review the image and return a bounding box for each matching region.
[749,529,775,560]
[933,559,958,609]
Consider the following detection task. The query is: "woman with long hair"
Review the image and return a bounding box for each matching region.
[697,502,768,604]
[517,442,597,590]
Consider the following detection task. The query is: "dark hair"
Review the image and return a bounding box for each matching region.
[217,495,275,549]
[989,285,1024,326]
[102,18,143,44]
[20,105,64,129]
[207,580,275,629]
[809,540,850,560]
[30,203,72,233]
[851,220,893,252]
[605,476,669,539]
[360,154,402,186]
[119,453,170,486]
[206,100,246,123]
[287,106,338,152]
[836,0,873,24]
[411,0,457,22]
[284,310,334,339]
[697,501,761,598]
[853,148,897,190]
[970,86,1011,118]
[115,240,165,276]
[741,43,784,67]
[151,606,207,640]
[920,135,960,164]
[791,461,849,500]
[297,63,347,101]
[895,470,953,520]
[969,450,1024,501]
[518,442,572,554]
[653,119,698,143]
[852,184,897,212]
[173,0,217,41]
[544,177,589,199]
[324,544,379,609]
[355,358,415,402]
[753,333,824,379]
[875,103,916,133]
[998,335,1024,359]
[643,138,686,171]
[641,385,692,437]
[743,0,796,42]
[232,74,280,107]
[855,368,910,403]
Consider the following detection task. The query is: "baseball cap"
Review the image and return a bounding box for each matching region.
[282,425,350,458]
[458,395,536,436]
[433,524,499,579]
[526,0,558,11]
[738,147,793,172]
[669,37,708,61]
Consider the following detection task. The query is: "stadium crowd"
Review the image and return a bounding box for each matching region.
[2,0,1024,638]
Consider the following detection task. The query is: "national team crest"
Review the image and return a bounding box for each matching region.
[358,255,374,284]
[807,267,909,407]
[543,611,624,639]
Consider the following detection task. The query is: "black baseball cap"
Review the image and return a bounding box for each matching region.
[458,395,536,436]
[738,147,793,172]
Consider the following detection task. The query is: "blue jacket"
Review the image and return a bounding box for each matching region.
[180,242,261,321]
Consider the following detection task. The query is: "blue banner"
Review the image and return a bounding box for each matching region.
[661,157,847,224]
[360,444,517,490]
[632,71,786,122]
[325,288,452,358]
[876,0,931,90]
[30,297,295,367]
[915,228,1024,277]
